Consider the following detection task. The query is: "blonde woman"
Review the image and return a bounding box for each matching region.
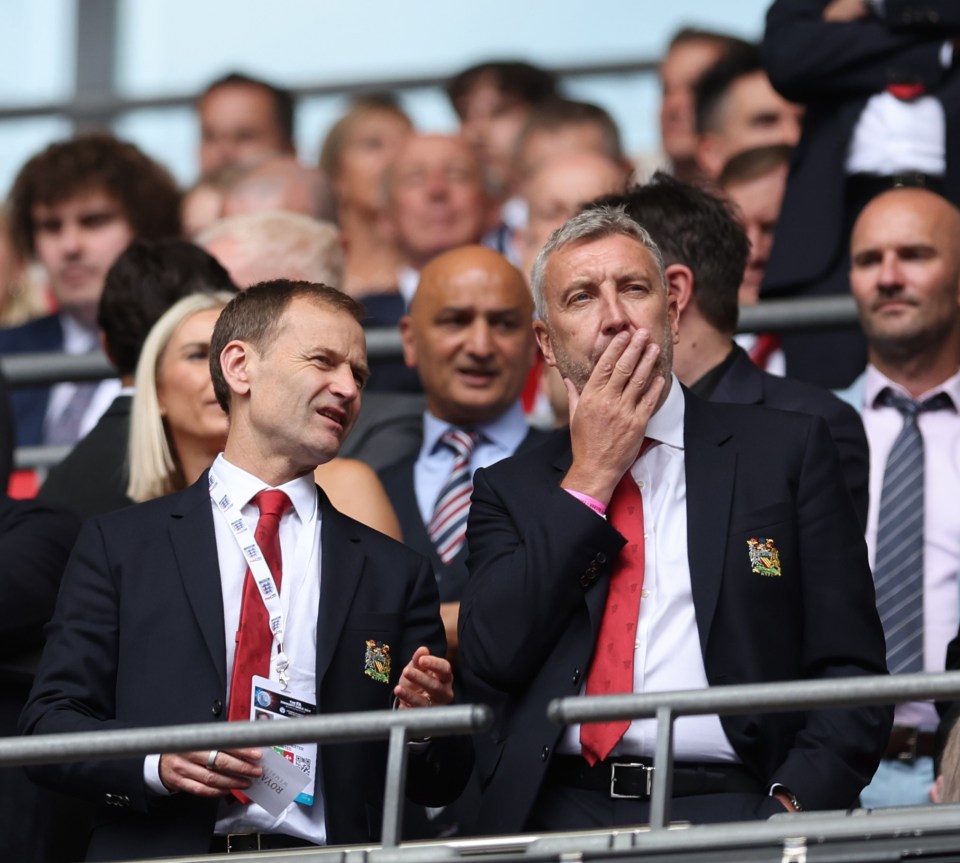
[128,292,402,539]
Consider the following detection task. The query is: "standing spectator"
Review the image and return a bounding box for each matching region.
[762,0,960,389]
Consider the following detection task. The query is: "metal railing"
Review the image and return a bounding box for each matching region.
[6,672,960,862]
[0,703,491,850]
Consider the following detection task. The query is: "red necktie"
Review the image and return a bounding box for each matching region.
[227,489,292,723]
[748,332,781,371]
[580,445,651,765]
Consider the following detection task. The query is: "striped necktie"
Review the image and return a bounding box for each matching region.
[873,388,952,674]
[428,429,479,564]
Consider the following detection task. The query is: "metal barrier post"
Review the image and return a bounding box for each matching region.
[380,724,411,848]
[648,705,674,829]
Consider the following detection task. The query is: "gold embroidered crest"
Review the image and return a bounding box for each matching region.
[364,640,391,683]
[747,537,782,577]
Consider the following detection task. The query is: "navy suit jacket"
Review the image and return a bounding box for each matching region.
[763,0,960,294]
[20,474,471,860]
[379,425,549,603]
[0,314,63,448]
[710,346,870,527]
[459,390,891,833]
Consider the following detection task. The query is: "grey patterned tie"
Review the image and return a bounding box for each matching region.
[873,388,953,674]
[44,382,99,446]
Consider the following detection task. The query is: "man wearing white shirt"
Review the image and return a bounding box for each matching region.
[21,281,470,860]
[836,187,960,806]
[459,206,889,832]
[762,0,960,389]
[2,134,182,448]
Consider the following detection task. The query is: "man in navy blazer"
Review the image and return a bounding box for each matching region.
[1,134,181,447]
[458,207,890,833]
[21,281,470,860]
[593,176,869,526]
[761,0,960,388]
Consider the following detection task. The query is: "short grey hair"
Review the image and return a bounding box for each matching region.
[530,205,667,321]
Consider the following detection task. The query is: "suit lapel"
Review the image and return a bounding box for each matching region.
[683,391,736,655]
[315,488,365,695]
[710,346,764,406]
[168,476,227,687]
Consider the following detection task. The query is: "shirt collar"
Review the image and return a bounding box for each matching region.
[645,373,685,450]
[212,453,318,524]
[422,400,528,458]
[864,364,960,409]
[60,312,99,354]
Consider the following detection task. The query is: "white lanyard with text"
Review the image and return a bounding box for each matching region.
[208,468,317,689]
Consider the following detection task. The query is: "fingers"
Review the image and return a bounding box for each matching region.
[394,647,454,708]
[563,377,580,422]
[589,330,663,403]
[159,748,263,797]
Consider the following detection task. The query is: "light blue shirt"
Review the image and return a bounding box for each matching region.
[414,401,529,525]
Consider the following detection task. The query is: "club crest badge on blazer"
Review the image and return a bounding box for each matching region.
[747,537,782,577]
[364,640,391,683]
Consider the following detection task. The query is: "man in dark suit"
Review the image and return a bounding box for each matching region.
[21,281,470,860]
[1,134,181,447]
[594,175,869,526]
[39,239,237,520]
[761,0,960,388]
[458,206,890,833]
[380,245,545,664]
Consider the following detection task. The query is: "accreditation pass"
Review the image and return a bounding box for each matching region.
[246,675,317,816]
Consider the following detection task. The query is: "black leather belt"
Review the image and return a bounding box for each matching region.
[210,833,316,853]
[548,755,762,800]
[885,726,936,763]
[848,171,945,199]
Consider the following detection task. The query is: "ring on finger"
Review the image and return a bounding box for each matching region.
[206,749,219,770]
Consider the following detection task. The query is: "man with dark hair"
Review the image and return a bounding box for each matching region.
[447,60,558,202]
[659,27,749,182]
[38,239,238,519]
[458,205,889,833]
[1,133,182,448]
[197,71,296,175]
[593,175,868,525]
[22,279,470,860]
[694,43,801,179]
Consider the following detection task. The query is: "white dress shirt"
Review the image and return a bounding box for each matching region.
[860,366,960,730]
[414,401,530,526]
[146,454,327,844]
[559,377,739,762]
[45,312,120,441]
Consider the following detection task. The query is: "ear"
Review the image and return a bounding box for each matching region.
[398,315,417,369]
[219,340,254,401]
[665,262,695,316]
[533,319,556,368]
[695,133,725,180]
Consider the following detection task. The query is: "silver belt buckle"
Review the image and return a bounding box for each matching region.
[226,833,262,853]
[609,762,653,799]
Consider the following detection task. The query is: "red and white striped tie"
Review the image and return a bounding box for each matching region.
[428,429,479,564]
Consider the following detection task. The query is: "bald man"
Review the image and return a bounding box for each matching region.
[220,156,336,223]
[379,245,545,664]
[836,188,960,808]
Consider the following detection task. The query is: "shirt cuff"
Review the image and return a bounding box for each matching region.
[564,488,608,518]
[941,41,954,69]
[144,754,173,796]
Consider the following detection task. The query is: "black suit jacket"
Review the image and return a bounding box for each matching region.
[379,425,549,603]
[39,394,134,520]
[763,0,960,293]
[459,390,890,833]
[20,474,471,860]
[710,346,870,526]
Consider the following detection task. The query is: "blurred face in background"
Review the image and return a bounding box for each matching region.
[334,108,412,216]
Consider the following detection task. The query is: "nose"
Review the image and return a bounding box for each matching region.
[465,320,494,359]
[329,363,359,402]
[877,250,902,289]
[425,169,449,200]
[598,291,630,336]
[58,221,84,257]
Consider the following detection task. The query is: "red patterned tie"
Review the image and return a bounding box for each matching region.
[748,332,781,371]
[580,446,651,765]
[227,490,292,723]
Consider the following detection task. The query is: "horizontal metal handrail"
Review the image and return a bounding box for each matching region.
[549,670,960,831]
[3,704,491,848]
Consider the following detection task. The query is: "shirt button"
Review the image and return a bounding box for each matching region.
[637,481,645,490]
[211,699,223,717]
[641,590,650,599]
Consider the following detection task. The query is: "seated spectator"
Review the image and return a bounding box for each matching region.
[39,239,237,520]
[1,133,181,448]
[220,155,336,223]
[695,42,802,180]
[196,71,296,175]
[718,144,793,374]
[198,211,343,288]
[180,164,245,240]
[656,28,749,183]
[319,94,412,298]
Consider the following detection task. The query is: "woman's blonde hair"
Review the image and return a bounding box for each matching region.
[127,291,235,502]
